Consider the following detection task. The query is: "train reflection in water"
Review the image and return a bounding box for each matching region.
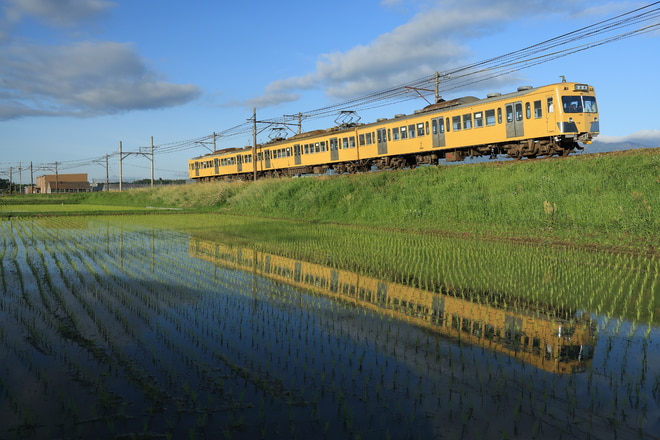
[190,238,596,374]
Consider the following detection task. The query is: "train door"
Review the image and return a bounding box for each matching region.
[505,102,524,138]
[330,138,339,161]
[431,117,446,148]
[236,155,242,172]
[545,96,556,133]
[194,161,199,177]
[214,158,219,174]
[265,150,271,169]
[377,128,388,154]
[293,144,302,165]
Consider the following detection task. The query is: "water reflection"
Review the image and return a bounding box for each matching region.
[190,238,596,375]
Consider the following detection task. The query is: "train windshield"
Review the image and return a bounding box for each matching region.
[562,96,598,113]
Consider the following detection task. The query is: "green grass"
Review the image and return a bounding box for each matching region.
[2,148,658,250]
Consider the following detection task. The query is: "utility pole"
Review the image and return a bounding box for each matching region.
[9,166,12,195]
[119,141,123,192]
[105,155,109,191]
[150,136,155,188]
[30,161,33,194]
[252,108,257,182]
[55,161,59,193]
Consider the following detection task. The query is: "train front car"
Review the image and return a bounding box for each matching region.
[554,82,599,153]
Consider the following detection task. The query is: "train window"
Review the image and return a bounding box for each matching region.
[431,120,437,135]
[304,144,309,154]
[237,155,242,164]
[286,148,291,157]
[583,96,597,113]
[393,127,400,140]
[425,121,429,135]
[342,138,349,149]
[417,123,425,136]
[525,102,531,119]
[547,97,554,113]
[486,110,496,126]
[474,112,483,128]
[315,142,320,152]
[408,124,416,138]
[365,133,373,145]
[376,130,383,143]
[330,138,338,151]
[534,100,542,118]
[400,126,407,139]
[452,116,461,131]
[321,141,327,152]
[438,118,445,133]
[349,136,356,148]
[463,114,472,129]
[359,134,365,145]
[506,105,514,123]
[516,103,523,121]
[388,129,391,141]
[562,96,583,113]
[497,108,502,124]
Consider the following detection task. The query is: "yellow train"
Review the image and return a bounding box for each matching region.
[190,238,596,374]
[189,80,599,181]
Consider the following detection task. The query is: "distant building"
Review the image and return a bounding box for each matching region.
[35,173,91,194]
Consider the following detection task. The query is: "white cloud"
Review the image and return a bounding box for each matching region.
[5,0,116,26]
[242,0,607,110]
[597,130,660,146]
[0,41,201,119]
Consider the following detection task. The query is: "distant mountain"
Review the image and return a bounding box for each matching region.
[584,140,655,154]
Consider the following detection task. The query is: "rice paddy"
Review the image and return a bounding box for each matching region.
[0,214,658,439]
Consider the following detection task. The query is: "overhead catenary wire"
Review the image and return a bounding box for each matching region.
[2,2,658,177]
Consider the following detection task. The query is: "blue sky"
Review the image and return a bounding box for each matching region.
[1,0,659,182]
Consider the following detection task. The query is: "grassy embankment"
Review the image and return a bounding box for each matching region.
[2,148,658,250]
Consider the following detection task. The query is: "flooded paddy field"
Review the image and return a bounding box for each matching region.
[0,215,658,439]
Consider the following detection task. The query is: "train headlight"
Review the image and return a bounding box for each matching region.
[568,118,574,123]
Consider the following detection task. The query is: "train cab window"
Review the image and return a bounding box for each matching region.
[408,124,416,138]
[452,116,461,131]
[393,127,400,140]
[583,96,598,113]
[547,97,554,113]
[400,126,407,139]
[463,114,472,129]
[474,112,483,128]
[534,100,542,118]
[485,110,496,126]
[417,123,425,136]
[562,96,584,113]
[525,102,531,119]
[497,108,502,124]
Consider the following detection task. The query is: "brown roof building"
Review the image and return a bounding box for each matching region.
[36,173,91,194]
